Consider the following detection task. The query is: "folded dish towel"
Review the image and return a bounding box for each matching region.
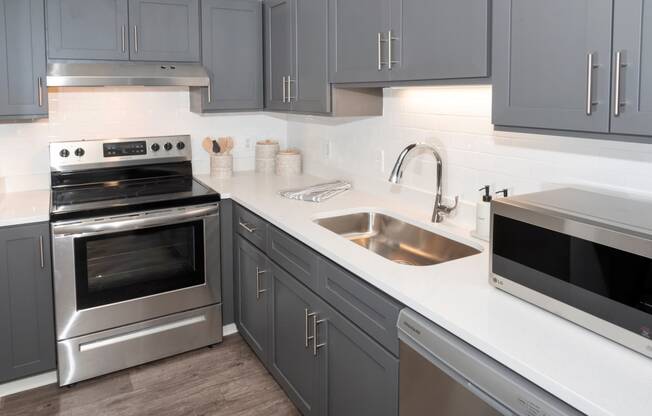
[279,180,352,202]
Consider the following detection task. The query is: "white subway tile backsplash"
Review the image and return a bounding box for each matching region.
[288,85,652,229]
[0,87,287,192]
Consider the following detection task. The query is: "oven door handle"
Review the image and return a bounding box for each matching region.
[52,204,219,236]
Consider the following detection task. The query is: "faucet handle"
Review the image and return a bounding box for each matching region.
[438,195,459,214]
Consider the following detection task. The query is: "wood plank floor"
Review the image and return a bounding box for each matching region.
[0,335,300,416]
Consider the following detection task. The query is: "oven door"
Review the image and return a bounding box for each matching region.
[52,203,221,341]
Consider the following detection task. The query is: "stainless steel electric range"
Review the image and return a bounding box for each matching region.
[49,135,222,386]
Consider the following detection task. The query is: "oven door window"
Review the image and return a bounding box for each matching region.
[74,221,205,310]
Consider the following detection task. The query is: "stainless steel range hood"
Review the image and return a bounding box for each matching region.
[47,62,210,87]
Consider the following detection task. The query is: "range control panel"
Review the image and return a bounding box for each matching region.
[49,135,192,172]
[104,141,147,157]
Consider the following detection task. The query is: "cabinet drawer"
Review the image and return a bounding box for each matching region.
[318,259,402,355]
[235,205,268,250]
[267,226,319,290]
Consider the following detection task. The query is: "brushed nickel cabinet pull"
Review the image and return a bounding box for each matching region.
[207,78,212,103]
[388,30,399,70]
[134,25,139,53]
[39,236,44,269]
[287,76,294,102]
[121,25,126,53]
[255,267,267,300]
[37,77,43,107]
[305,309,315,348]
[312,313,326,356]
[282,76,287,103]
[586,53,599,115]
[238,220,256,233]
[614,50,627,117]
[377,32,386,70]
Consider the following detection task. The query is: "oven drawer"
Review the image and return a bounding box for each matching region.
[235,205,268,250]
[57,304,222,386]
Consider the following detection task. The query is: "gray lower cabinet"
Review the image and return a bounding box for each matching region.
[492,0,613,133]
[264,0,292,111]
[0,223,55,384]
[269,265,324,416]
[190,0,262,112]
[0,0,48,119]
[328,0,392,84]
[321,306,399,416]
[235,236,270,363]
[389,0,489,81]
[128,0,200,62]
[233,203,400,416]
[611,0,652,136]
[46,0,129,61]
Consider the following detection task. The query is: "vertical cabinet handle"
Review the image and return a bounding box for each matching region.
[312,313,326,356]
[121,25,126,53]
[287,76,294,102]
[255,267,267,300]
[207,78,212,104]
[134,25,139,53]
[585,53,598,115]
[387,30,399,70]
[282,76,287,103]
[377,32,386,71]
[305,309,315,348]
[39,236,44,269]
[614,51,627,117]
[37,77,43,107]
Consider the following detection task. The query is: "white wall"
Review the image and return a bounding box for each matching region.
[0,86,287,192]
[287,86,652,229]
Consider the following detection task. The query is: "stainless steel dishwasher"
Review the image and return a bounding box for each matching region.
[398,309,584,416]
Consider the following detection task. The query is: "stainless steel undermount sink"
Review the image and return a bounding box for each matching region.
[314,211,481,266]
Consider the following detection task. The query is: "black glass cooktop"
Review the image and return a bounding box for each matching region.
[50,162,220,221]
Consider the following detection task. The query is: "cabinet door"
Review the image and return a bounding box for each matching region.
[320,305,399,416]
[389,0,489,81]
[611,0,652,136]
[0,0,47,118]
[191,0,262,112]
[0,223,55,383]
[46,0,129,60]
[264,0,292,111]
[328,0,392,83]
[269,265,324,416]
[492,0,613,132]
[291,0,330,113]
[128,0,200,62]
[235,237,270,363]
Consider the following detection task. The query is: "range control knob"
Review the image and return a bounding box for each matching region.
[164,142,173,151]
[74,148,85,157]
[59,149,70,158]
[176,142,186,150]
[151,143,160,152]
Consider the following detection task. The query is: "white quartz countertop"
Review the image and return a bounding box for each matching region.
[0,189,51,227]
[197,172,652,416]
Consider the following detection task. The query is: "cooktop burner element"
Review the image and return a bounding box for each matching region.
[49,136,220,221]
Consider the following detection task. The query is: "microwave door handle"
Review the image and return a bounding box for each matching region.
[52,205,219,236]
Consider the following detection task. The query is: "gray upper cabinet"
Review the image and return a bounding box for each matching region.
[389,0,489,81]
[128,0,200,62]
[264,0,292,111]
[328,0,392,84]
[46,0,129,61]
[190,0,262,112]
[235,236,270,363]
[492,0,613,133]
[269,265,324,416]
[0,223,55,383]
[0,0,47,119]
[291,0,330,113]
[611,0,652,136]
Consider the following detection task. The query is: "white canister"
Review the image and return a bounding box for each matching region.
[276,150,302,176]
[210,153,233,179]
[255,140,280,174]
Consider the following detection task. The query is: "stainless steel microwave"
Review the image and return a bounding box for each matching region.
[490,188,652,359]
